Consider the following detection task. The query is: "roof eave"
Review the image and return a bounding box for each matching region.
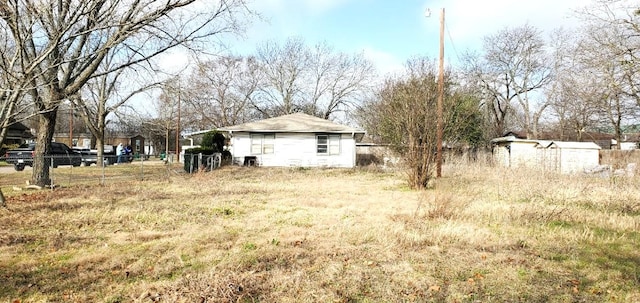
[218,129,365,134]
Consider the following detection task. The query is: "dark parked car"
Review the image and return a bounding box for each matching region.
[72,145,119,166]
[4,142,83,171]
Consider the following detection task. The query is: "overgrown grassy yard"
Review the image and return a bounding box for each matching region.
[1,163,639,302]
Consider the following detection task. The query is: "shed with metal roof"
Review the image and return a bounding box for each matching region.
[492,136,601,174]
[546,141,601,174]
[491,136,547,169]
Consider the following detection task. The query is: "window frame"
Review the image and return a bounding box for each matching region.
[250,133,275,155]
[316,134,341,155]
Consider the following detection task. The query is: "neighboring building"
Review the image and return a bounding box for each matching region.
[491,135,601,174]
[4,121,34,145]
[611,139,638,150]
[53,132,93,147]
[53,133,146,154]
[205,113,365,168]
[130,135,145,156]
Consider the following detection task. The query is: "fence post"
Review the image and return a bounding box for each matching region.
[67,155,73,187]
[101,161,106,185]
[140,156,144,181]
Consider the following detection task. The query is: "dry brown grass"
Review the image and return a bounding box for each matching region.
[0,163,639,302]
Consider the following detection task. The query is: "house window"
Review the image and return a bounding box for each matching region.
[251,133,274,154]
[317,134,340,155]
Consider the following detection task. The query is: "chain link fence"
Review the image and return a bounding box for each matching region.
[0,155,187,190]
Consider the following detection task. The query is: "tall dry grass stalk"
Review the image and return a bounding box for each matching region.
[0,164,638,302]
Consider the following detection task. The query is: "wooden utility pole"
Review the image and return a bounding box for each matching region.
[175,86,181,162]
[69,105,74,147]
[436,8,445,178]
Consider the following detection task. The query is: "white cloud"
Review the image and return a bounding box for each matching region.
[362,47,404,77]
[425,0,588,51]
[156,49,191,75]
[251,0,348,17]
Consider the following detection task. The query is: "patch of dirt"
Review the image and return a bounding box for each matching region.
[7,187,76,204]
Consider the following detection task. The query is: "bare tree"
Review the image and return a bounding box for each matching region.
[546,29,600,141]
[305,42,375,119]
[253,37,310,117]
[149,84,181,159]
[252,37,375,120]
[577,0,640,104]
[463,24,551,139]
[575,1,640,145]
[0,21,35,146]
[0,0,252,186]
[72,46,161,166]
[54,101,88,142]
[183,56,261,129]
[547,72,603,141]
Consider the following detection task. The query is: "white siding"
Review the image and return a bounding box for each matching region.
[493,140,540,168]
[492,144,509,167]
[492,137,601,174]
[548,143,600,174]
[508,141,540,168]
[229,132,357,168]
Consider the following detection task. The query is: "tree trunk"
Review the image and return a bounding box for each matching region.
[96,136,105,167]
[165,127,170,161]
[95,113,107,167]
[90,135,97,150]
[0,118,9,148]
[32,109,58,187]
[0,188,6,208]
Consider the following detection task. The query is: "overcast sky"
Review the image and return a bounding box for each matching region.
[216,0,590,75]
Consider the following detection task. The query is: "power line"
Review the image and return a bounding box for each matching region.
[444,19,462,63]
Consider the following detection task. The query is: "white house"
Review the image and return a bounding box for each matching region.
[217,113,365,168]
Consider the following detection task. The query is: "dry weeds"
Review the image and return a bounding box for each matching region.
[0,163,639,302]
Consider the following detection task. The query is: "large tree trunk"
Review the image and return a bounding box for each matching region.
[32,109,58,187]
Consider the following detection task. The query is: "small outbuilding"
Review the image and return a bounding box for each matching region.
[130,135,145,156]
[545,141,601,174]
[491,136,548,169]
[492,136,601,174]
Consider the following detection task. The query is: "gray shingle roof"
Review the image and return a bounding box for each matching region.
[218,113,365,134]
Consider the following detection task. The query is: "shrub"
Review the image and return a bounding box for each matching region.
[201,130,225,153]
[184,131,229,172]
[184,147,216,155]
